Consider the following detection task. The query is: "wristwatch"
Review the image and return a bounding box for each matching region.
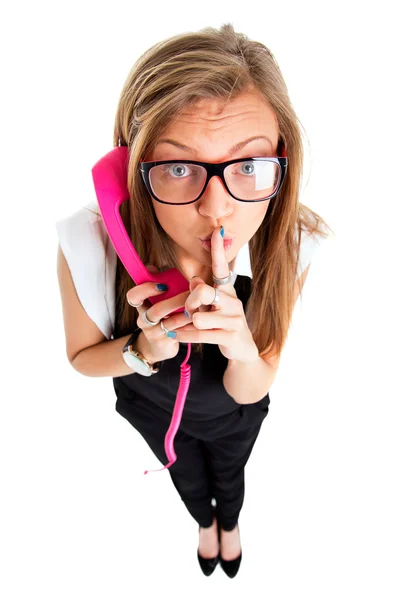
[122,327,164,376]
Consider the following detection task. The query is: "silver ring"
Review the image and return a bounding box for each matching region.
[127,299,144,308]
[212,270,232,286]
[160,320,171,335]
[211,287,220,305]
[142,308,160,326]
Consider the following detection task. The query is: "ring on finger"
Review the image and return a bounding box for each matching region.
[212,270,232,286]
[211,287,220,305]
[160,320,171,335]
[142,308,160,326]
[128,299,143,308]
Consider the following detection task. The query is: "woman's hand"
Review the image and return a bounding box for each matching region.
[176,226,259,363]
[126,266,193,364]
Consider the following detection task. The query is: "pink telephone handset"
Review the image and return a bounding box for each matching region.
[91,146,192,475]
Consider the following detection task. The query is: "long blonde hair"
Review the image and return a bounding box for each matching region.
[111,23,333,361]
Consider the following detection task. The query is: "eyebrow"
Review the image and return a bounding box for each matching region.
[154,135,273,156]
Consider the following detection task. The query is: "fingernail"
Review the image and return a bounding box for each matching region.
[156,283,168,291]
[220,226,225,238]
[184,309,189,318]
[167,331,177,338]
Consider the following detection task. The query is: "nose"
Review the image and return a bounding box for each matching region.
[201,174,229,198]
[197,175,233,218]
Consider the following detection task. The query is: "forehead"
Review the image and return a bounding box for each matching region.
[159,89,279,148]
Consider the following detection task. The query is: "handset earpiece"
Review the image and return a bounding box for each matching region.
[91,146,189,313]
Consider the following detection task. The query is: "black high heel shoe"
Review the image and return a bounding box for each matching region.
[197,547,219,576]
[197,510,219,576]
[218,524,242,578]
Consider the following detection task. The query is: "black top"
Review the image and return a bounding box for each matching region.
[112,274,270,421]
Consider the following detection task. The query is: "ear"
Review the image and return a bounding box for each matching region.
[146,264,160,274]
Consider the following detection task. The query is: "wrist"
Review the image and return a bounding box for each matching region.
[135,330,158,365]
[226,345,260,366]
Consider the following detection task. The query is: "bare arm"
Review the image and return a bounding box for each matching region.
[223,263,311,404]
[56,242,153,377]
[71,332,150,378]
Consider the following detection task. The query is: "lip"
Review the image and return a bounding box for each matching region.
[199,236,233,242]
[200,238,234,251]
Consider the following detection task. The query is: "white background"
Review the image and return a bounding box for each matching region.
[1,0,399,598]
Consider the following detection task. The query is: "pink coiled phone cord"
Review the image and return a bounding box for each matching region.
[144,342,192,475]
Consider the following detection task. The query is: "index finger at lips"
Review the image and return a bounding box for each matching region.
[211,226,235,295]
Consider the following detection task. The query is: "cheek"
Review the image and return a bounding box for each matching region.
[152,202,193,238]
[237,202,269,230]
[251,200,270,228]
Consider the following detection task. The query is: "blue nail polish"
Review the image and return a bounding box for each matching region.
[156,283,168,291]
[167,331,177,338]
[220,226,225,238]
[184,309,189,318]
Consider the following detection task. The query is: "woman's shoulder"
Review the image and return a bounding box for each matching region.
[55,199,117,340]
[55,199,104,232]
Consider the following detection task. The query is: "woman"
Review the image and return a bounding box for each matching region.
[56,23,332,578]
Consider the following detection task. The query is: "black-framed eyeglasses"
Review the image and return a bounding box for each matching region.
[139,142,288,205]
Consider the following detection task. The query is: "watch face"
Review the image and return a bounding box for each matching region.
[122,352,153,376]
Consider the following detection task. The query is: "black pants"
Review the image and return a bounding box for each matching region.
[115,393,270,531]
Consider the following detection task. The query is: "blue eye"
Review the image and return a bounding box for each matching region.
[161,163,190,178]
[240,161,255,175]
[161,163,202,180]
[171,164,187,177]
